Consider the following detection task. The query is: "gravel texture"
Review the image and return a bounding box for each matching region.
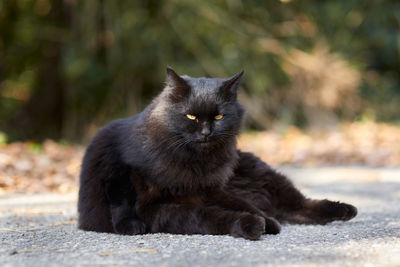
[1,167,400,266]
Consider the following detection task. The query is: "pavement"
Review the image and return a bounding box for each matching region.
[1,167,400,266]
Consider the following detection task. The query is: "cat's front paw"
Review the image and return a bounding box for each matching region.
[231,214,265,240]
[114,219,146,235]
[264,216,281,235]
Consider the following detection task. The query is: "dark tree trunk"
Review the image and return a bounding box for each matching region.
[6,0,70,141]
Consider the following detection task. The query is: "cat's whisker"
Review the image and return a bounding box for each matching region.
[171,139,192,155]
[165,137,189,153]
[148,135,182,154]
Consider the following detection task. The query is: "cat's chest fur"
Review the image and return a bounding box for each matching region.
[146,147,237,193]
[142,143,237,195]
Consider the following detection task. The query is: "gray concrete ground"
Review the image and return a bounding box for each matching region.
[1,167,400,266]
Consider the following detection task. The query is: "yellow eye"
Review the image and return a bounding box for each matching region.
[214,114,224,120]
[186,114,196,120]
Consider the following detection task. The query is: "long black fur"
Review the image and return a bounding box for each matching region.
[78,67,357,240]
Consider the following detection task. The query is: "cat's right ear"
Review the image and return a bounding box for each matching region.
[166,66,190,101]
[220,70,244,100]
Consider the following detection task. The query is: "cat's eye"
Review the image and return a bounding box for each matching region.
[186,114,196,120]
[214,114,224,120]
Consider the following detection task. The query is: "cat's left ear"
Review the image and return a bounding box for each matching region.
[166,66,190,101]
[221,70,244,98]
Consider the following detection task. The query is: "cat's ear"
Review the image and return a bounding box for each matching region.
[166,66,190,101]
[221,70,244,99]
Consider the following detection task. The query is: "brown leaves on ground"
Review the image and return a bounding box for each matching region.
[238,122,400,167]
[0,122,399,194]
[0,140,83,194]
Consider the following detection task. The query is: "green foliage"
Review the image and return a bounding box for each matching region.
[27,142,43,154]
[0,0,399,142]
[0,131,7,146]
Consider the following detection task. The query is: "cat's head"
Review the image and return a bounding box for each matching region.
[152,67,245,149]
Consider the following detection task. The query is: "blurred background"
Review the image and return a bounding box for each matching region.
[0,0,399,193]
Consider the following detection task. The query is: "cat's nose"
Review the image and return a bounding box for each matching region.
[200,127,211,137]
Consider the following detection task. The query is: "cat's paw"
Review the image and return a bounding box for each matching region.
[334,202,358,221]
[231,214,265,240]
[315,200,358,222]
[114,219,146,235]
[264,216,281,235]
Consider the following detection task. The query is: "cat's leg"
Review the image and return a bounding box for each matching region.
[109,200,146,235]
[234,151,357,224]
[105,179,146,235]
[136,191,266,240]
[282,199,358,225]
[205,189,281,234]
[266,170,357,224]
[144,204,265,240]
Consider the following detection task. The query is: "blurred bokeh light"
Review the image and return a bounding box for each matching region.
[0,0,400,193]
[0,0,399,142]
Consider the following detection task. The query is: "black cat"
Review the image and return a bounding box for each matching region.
[78,67,357,240]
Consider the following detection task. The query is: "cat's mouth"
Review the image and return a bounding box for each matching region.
[195,138,217,146]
